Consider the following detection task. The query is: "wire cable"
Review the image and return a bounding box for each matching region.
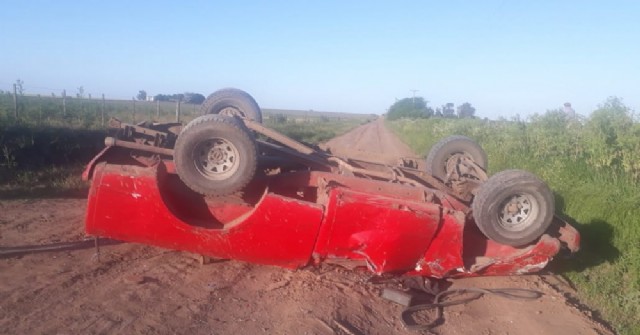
[401,287,542,331]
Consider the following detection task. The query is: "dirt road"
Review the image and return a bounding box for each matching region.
[0,119,612,335]
[321,118,416,165]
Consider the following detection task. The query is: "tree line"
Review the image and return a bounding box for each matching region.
[137,90,206,104]
[386,96,476,120]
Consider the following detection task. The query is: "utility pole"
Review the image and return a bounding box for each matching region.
[62,90,67,117]
[175,99,182,123]
[38,95,42,125]
[101,94,106,127]
[13,83,18,119]
[410,89,419,107]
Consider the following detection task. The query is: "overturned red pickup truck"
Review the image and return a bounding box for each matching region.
[83,88,579,278]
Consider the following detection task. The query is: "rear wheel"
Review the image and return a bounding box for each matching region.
[200,88,263,123]
[174,114,257,196]
[472,170,554,246]
[426,135,487,182]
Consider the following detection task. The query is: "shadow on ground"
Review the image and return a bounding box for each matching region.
[548,192,620,274]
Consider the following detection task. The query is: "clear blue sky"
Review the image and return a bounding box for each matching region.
[1,1,638,119]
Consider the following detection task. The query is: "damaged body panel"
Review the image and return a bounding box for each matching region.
[84,155,579,278]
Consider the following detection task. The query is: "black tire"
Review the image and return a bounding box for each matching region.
[472,170,554,246]
[200,88,263,123]
[426,135,487,181]
[174,114,257,196]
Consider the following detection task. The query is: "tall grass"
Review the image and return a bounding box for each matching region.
[0,126,106,198]
[388,97,640,334]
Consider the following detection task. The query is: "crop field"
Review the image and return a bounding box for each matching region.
[388,98,640,334]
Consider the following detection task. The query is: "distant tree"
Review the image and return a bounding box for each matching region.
[457,102,476,118]
[153,93,181,102]
[387,97,434,120]
[441,103,455,118]
[153,94,170,101]
[76,86,85,98]
[137,90,147,101]
[184,92,205,104]
[153,92,205,103]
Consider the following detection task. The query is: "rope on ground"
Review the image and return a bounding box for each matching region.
[401,287,543,331]
[0,238,121,258]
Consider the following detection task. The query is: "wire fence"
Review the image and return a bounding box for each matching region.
[0,92,204,129]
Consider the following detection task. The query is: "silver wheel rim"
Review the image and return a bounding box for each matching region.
[497,194,538,232]
[193,138,240,180]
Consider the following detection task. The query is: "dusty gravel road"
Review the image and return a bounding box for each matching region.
[0,118,612,335]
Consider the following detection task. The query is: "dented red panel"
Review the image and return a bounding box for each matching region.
[314,188,442,274]
[86,162,324,268]
[411,212,466,278]
[459,234,561,276]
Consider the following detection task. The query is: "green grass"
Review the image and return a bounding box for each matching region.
[0,108,372,198]
[0,126,106,198]
[388,115,640,334]
[0,164,88,198]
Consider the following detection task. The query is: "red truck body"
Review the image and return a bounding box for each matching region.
[83,147,579,278]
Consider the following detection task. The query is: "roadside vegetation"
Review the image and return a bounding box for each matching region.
[388,97,640,334]
[263,112,374,144]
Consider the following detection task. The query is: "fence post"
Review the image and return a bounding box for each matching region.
[101,94,105,127]
[62,90,66,117]
[38,95,42,125]
[13,83,18,119]
[175,100,181,123]
[132,99,136,123]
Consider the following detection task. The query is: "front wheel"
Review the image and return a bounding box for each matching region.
[472,170,554,246]
[174,114,257,196]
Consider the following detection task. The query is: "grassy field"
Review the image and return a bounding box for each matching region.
[0,93,374,128]
[388,99,640,334]
[0,95,373,197]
